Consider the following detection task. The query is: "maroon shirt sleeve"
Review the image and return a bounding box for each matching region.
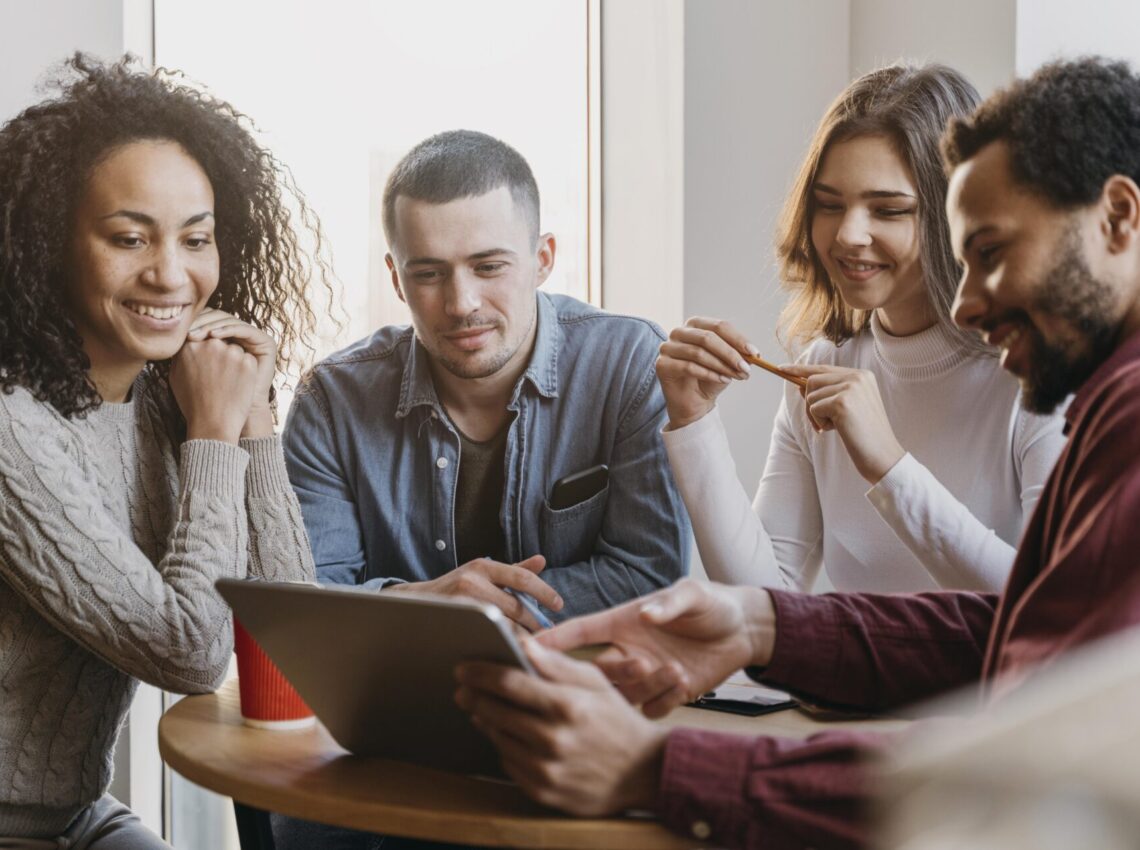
[760,589,998,711]
[658,727,888,849]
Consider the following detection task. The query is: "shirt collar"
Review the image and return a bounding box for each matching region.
[1064,327,1140,432]
[395,291,562,419]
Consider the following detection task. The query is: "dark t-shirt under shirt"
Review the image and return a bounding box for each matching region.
[451,420,509,566]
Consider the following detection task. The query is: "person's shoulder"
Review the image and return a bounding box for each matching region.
[548,292,666,344]
[1080,358,1140,438]
[0,384,65,428]
[544,293,665,355]
[303,325,415,388]
[0,385,78,467]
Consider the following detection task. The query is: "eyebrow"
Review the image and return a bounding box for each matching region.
[812,182,916,200]
[962,225,998,253]
[100,210,215,226]
[404,248,517,267]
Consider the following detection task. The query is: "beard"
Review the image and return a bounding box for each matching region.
[1013,231,1118,414]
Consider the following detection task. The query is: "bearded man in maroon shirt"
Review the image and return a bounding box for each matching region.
[453,57,1140,849]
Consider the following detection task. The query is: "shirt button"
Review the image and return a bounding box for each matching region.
[436,457,449,470]
[691,821,711,840]
[435,539,447,551]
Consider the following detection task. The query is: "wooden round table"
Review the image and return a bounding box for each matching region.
[158,678,906,849]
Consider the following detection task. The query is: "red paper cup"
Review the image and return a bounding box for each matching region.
[233,616,315,730]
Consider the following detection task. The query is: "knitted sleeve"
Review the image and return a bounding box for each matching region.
[0,393,250,693]
[241,435,317,584]
[865,400,1066,592]
[664,400,824,591]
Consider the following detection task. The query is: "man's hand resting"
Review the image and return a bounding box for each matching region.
[388,554,562,632]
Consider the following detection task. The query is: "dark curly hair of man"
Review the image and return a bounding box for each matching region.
[0,53,335,418]
[942,57,1140,208]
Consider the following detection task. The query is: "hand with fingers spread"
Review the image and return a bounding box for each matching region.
[185,308,279,438]
[388,554,563,632]
[537,578,777,718]
[656,317,759,430]
[455,639,670,816]
[783,363,906,484]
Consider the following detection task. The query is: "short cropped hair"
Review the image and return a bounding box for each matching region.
[776,64,984,352]
[942,57,1140,207]
[382,129,540,250]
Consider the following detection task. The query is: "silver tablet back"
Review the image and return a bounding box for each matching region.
[216,578,531,776]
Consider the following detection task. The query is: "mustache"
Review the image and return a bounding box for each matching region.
[443,315,502,333]
[979,310,1032,336]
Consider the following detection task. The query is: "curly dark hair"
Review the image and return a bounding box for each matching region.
[0,53,336,419]
[942,57,1140,207]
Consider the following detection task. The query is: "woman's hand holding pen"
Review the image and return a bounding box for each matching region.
[656,317,758,430]
[783,363,906,484]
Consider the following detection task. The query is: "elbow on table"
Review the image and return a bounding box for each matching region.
[144,634,235,695]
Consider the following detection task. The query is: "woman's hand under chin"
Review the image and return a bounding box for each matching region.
[170,309,279,444]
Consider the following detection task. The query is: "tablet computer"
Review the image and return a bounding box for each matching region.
[215,578,533,776]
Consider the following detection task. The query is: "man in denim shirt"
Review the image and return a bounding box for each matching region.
[283,130,690,631]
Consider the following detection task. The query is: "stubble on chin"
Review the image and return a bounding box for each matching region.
[1019,235,1119,414]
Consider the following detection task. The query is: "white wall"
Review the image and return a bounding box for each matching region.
[0,0,125,120]
[851,0,1016,96]
[681,0,851,500]
[599,0,685,333]
[0,0,152,121]
[1016,0,1140,73]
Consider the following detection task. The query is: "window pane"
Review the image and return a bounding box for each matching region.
[156,0,591,356]
[153,3,590,838]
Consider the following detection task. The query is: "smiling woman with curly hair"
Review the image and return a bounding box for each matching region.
[0,54,333,846]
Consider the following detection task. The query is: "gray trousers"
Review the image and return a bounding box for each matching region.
[0,795,169,850]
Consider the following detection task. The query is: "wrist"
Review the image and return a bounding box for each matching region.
[618,724,670,811]
[242,406,276,439]
[664,404,712,432]
[738,587,777,667]
[862,443,906,485]
[185,419,242,445]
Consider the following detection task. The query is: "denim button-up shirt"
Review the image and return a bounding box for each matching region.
[282,292,691,619]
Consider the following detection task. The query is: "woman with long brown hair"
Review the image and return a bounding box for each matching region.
[656,64,1066,593]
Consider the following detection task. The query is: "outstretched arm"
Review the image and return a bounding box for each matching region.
[539,579,997,715]
[456,637,891,850]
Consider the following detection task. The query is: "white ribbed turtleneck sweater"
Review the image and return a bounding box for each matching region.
[663,314,1068,593]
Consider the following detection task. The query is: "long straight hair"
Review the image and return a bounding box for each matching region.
[775,64,989,354]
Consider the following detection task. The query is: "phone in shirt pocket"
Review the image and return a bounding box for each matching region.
[549,464,609,510]
[539,464,609,567]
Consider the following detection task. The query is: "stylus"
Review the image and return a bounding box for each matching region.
[505,588,555,630]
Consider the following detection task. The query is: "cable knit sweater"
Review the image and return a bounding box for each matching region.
[0,379,315,838]
[664,314,1068,593]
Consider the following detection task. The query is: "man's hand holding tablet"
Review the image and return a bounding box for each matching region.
[454,579,781,815]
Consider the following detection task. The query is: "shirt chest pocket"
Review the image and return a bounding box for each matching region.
[538,484,609,568]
